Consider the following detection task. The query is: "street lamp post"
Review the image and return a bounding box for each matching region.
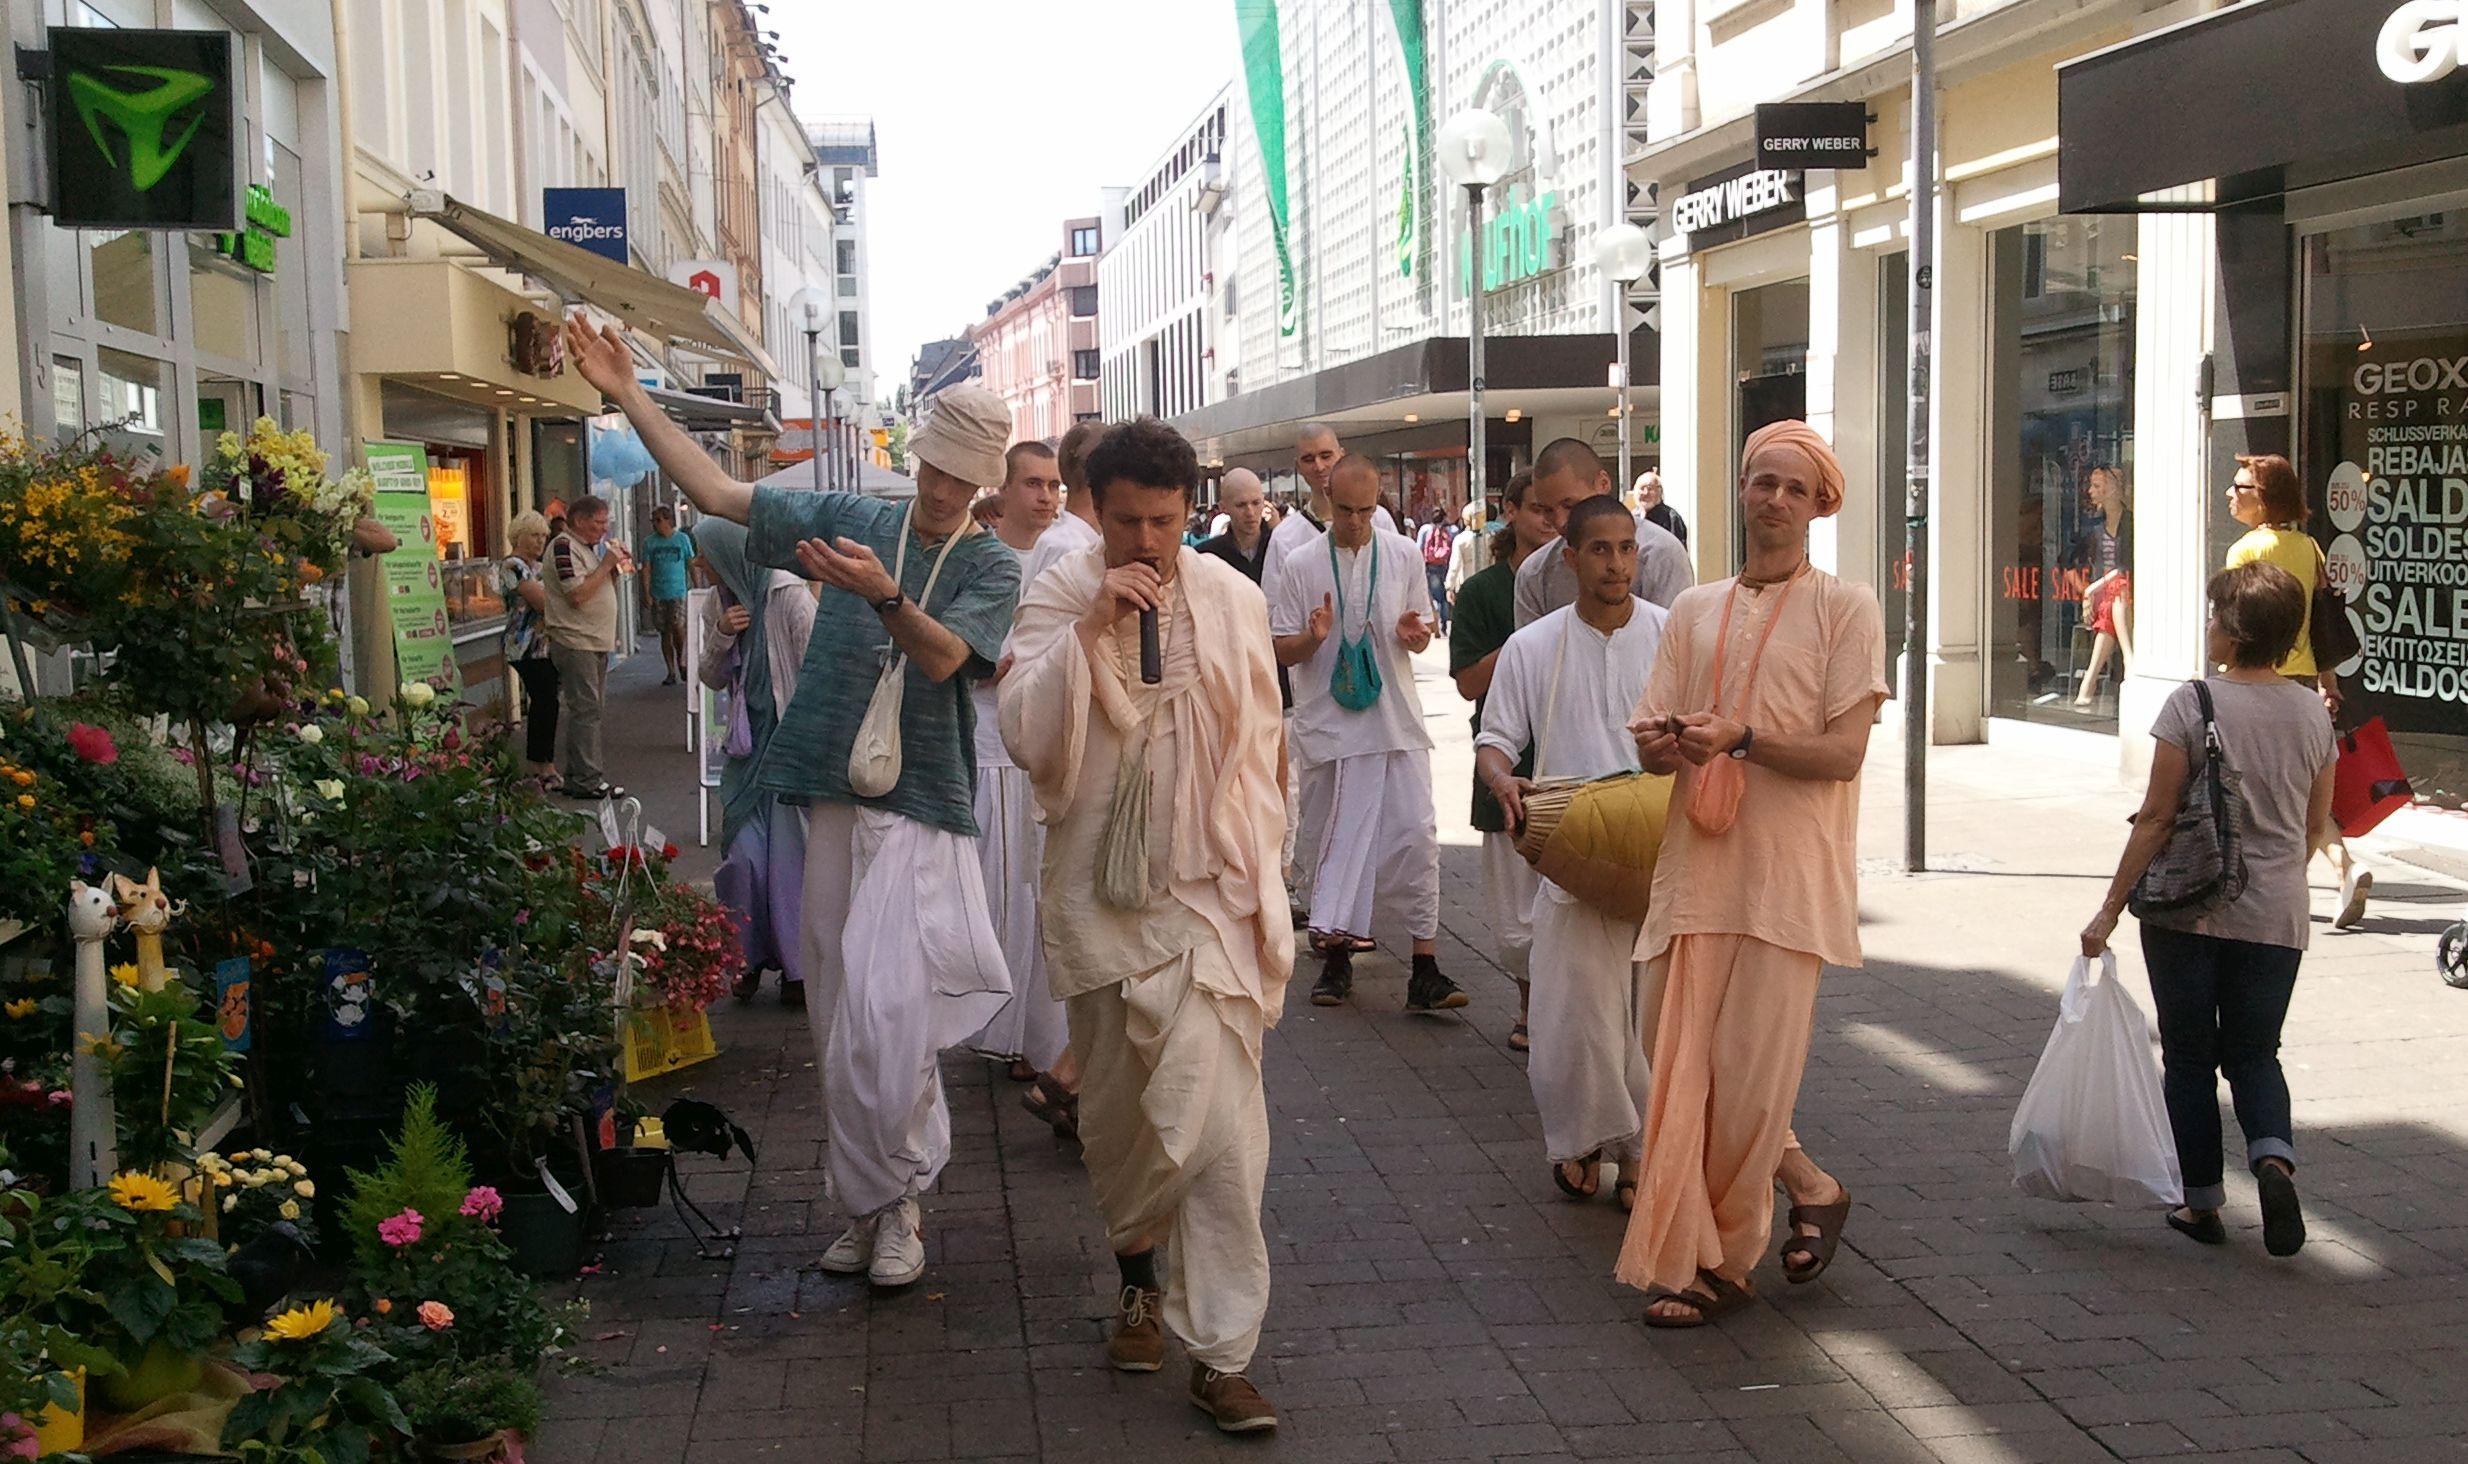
[1591,221,1654,494]
[1437,108,1512,514]
[801,301,827,494]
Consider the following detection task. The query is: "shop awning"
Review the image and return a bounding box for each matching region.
[2057,0,2468,213]
[410,193,781,377]
[638,385,779,433]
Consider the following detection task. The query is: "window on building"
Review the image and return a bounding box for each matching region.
[835,238,856,276]
[1069,285,1098,318]
[841,346,860,370]
[839,310,861,350]
[1986,215,2137,732]
[1071,225,1100,256]
[1073,349,1100,382]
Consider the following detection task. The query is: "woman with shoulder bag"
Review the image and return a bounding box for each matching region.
[2224,454,2369,926]
[2081,562,2335,1257]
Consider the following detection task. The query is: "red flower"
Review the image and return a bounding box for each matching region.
[65,723,118,765]
[661,842,680,861]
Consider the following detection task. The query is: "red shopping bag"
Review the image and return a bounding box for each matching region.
[2333,717,2413,839]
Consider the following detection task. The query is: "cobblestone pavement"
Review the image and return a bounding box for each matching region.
[539,641,2468,1463]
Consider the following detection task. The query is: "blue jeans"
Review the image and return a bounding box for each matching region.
[2140,924,2301,1210]
[1425,564,1451,631]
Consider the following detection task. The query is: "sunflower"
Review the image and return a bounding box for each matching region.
[3,998,35,1019]
[109,963,140,988]
[106,1172,178,1213]
[263,1299,340,1342]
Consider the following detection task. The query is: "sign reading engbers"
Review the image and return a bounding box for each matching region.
[47,27,242,231]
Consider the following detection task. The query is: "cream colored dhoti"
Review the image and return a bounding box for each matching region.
[1526,884,1649,1165]
[1068,944,1270,1374]
[1480,831,1539,982]
[965,766,1068,1071]
[1614,933,1822,1294]
[799,803,1010,1218]
[1300,750,1439,943]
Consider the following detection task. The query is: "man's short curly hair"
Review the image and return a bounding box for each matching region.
[1084,417,1199,504]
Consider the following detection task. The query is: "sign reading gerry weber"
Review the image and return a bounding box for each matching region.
[2308,341,2468,781]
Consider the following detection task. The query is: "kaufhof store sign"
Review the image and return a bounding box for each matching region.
[2317,348,2468,732]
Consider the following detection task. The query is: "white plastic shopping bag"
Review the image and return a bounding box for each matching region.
[2009,952,2184,1207]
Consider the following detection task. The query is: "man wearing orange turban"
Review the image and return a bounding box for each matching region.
[1616,420,1889,1326]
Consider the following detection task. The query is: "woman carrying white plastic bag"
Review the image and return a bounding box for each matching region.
[2077,560,2336,1258]
[2009,951,2180,1208]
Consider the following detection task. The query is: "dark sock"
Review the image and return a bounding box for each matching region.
[1412,953,1440,977]
[1116,1249,1159,1293]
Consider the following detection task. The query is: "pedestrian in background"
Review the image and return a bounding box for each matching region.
[1636,469,1688,549]
[696,518,819,1009]
[2081,560,2332,1258]
[2224,453,2370,928]
[1515,441,1693,626]
[498,510,558,786]
[1418,506,1457,635]
[541,494,631,801]
[1450,470,1546,1050]
[643,505,697,685]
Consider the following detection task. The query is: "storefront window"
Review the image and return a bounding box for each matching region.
[272,142,314,387]
[1986,216,2137,729]
[96,349,166,453]
[51,358,85,439]
[1732,279,1810,568]
[89,231,159,336]
[2302,215,2468,807]
[188,242,260,365]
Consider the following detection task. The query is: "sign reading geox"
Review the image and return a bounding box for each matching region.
[544,187,629,265]
[47,28,242,231]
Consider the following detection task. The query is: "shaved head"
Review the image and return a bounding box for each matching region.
[1296,423,1343,496]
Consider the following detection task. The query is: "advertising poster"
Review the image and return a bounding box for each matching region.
[362,441,462,694]
[2314,340,2468,801]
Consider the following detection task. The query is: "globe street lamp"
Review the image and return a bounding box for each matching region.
[1437,107,1512,514]
[1591,221,1654,493]
[787,285,846,491]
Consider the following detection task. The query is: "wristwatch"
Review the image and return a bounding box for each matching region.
[1728,725,1756,761]
[871,590,906,615]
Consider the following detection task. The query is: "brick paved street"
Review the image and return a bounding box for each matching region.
[540,643,2468,1463]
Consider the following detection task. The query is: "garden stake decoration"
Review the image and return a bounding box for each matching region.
[111,867,181,992]
[67,879,121,1187]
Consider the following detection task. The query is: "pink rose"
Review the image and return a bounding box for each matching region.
[417,1300,454,1331]
[458,1186,503,1224]
[376,1208,424,1248]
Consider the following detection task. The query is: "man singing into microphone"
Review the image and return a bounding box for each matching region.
[1001,418,1290,1433]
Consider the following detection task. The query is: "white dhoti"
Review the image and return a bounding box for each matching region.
[799,802,1011,1217]
[1068,945,1270,1374]
[1526,882,1651,1165]
[965,766,1068,1071]
[1301,750,1439,943]
[1480,831,1539,982]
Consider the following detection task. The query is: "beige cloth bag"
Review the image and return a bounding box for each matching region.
[847,507,972,799]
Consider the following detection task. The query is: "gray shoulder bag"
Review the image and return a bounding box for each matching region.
[2128,681,2251,917]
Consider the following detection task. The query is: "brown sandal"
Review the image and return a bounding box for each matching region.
[1643,1271,1753,1329]
[1781,1192,1851,1283]
[1551,1149,1602,1200]
[1022,1074,1080,1142]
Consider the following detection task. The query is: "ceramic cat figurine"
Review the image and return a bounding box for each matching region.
[110,868,181,993]
[67,880,120,1189]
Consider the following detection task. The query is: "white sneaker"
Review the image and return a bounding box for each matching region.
[2337,866,2373,930]
[818,1214,877,1275]
[868,1196,925,1288]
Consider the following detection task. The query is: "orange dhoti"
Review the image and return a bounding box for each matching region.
[1614,932,1823,1295]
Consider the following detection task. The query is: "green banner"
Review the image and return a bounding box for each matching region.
[1388,0,1429,281]
[363,442,462,694]
[1235,1,1298,338]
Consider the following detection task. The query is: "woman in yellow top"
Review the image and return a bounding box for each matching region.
[2224,453,2369,928]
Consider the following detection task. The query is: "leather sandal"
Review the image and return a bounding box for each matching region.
[1551,1149,1602,1200]
[1507,1021,1529,1052]
[1781,1192,1852,1284]
[1642,1271,1753,1329]
[1022,1074,1080,1142]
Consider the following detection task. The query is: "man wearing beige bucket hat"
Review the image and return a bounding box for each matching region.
[566,316,1022,1291]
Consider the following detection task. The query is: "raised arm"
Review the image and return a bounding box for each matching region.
[564,314,754,524]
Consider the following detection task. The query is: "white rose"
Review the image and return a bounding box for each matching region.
[293,1180,314,1198]
[223,1194,238,1212]
[346,695,370,717]
[314,779,345,803]
[273,1155,295,1167]
[278,1199,302,1221]
[400,681,436,708]
[296,724,324,746]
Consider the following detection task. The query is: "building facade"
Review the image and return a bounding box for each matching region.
[976,216,1107,447]
[1181,0,1657,518]
[1099,89,1235,424]
[803,117,883,470]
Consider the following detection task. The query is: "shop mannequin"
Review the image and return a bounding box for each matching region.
[2075,467,2134,708]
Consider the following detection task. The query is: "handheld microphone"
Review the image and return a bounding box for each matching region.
[1138,558,1163,684]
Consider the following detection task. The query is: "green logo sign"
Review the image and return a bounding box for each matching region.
[67,63,215,192]
[219,184,292,274]
[47,28,240,231]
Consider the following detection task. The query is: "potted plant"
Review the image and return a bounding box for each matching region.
[50,1175,238,1411]
[224,1297,409,1464]
[393,1360,540,1462]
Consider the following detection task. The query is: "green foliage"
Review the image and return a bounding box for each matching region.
[340,1086,470,1274]
[226,1312,409,1464]
[390,1359,540,1446]
[102,973,243,1172]
[43,1186,238,1362]
[0,1189,124,1421]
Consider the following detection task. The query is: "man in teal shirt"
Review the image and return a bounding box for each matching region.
[567,315,1020,1292]
[642,506,697,684]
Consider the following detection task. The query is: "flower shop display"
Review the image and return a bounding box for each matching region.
[0,424,741,1461]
